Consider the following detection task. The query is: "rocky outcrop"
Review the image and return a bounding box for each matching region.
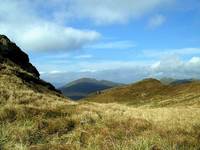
[0,35,39,77]
[0,34,61,94]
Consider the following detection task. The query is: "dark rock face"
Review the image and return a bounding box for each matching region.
[0,35,40,77]
[0,34,61,94]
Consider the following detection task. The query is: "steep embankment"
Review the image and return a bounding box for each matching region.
[85,78,200,107]
[59,78,122,100]
[0,35,67,105]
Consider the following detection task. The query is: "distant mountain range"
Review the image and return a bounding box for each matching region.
[159,77,176,85]
[59,78,123,100]
[160,77,199,85]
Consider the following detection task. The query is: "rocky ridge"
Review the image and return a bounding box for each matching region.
[0,35,60,94]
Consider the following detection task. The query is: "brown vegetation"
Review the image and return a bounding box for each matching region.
[85,78,200,107]
[0,35,200,149]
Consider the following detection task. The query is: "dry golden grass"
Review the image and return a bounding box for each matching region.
[85,79,200,107]
[1,98,200,150]
[0,64,200,150]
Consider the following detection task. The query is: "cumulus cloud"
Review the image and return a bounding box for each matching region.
[0,0,175,52]
[0,0,100,52]
[148,14,166,29]
[150,56,200,78]
[189,57,200,64]
[18,24,100,52]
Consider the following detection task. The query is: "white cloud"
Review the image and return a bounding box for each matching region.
[0,0,100,52]
[150,56,200,78]
[151,61,161,69]
[67,0,174,24]
[6,0,174,25]
[18,24,100,52]
[151,56,183,71]
[189,57,200,64]
[41,67,150,86]
[148,14,166,29]
[0,0,176,52]
[49,70,63,74]
[41,55,200,85]
[142,48,200,58]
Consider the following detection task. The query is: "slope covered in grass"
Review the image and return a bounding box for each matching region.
[85,78,200,107]
[0,35,200,150]
[1,100,200,149]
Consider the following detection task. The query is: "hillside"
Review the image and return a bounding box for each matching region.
[0,35,64,100]
[85,78,200,107]
[59,78,122,100]
[0,35,200,150]
[159,77,176,85]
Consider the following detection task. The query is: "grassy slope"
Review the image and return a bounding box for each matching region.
[1,64,200,149]
[85,78,200,107]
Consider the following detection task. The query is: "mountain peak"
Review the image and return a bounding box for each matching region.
[60,78,122,100]
[0,34,61,94]
[0,34,40,77]
[0,35,11,46]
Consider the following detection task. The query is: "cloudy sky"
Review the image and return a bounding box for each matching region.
[1,0,200,86]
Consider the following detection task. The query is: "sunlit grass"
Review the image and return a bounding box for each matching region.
[1,100,200,150]
[0,63,200,149]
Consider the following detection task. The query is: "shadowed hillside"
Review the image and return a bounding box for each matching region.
[0,35,64,101]
[0,35,200,150]
[59,78,123,100]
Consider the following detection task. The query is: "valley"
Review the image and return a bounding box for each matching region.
[0,35,200,150]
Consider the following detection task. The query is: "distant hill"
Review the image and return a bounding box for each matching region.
[85,78,200,107]
[159,77,176,85]
[170,79,199,85]
[160,77,199,85]
[1,35,200,149]
[59,78,123,100]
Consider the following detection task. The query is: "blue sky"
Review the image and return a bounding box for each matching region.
[0,0,200,86]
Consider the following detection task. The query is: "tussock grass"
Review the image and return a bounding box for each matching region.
[0,64,200,149]
[1,100,200,150]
